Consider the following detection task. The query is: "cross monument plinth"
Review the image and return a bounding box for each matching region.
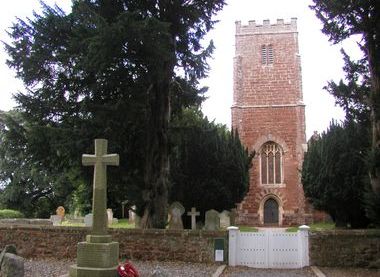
[69,139,120,277]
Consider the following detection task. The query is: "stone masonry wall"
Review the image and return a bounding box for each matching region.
[309,230,380,268]
[0,225,226,263]
[1,225,380,267]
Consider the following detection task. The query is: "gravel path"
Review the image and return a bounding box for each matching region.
[24,259,380,277]
[24,259,72,277]
[221,266,316,277]
[319,267,380,277]
[24,259,220,277]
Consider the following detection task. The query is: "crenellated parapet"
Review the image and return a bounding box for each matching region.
[235,18,297,35]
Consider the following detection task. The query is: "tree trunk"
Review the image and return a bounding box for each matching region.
[367,34,380,197]
[141,78,171,229]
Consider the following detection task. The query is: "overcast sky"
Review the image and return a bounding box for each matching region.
[1,0,358,138]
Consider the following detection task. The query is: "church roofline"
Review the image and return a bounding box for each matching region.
[235,18,297,35]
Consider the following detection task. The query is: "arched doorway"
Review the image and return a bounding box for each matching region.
[264,198,279,224]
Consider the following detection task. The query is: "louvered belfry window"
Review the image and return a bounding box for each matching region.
[261,44,274,65]
[261,45,267,64]
[261,142,282,184]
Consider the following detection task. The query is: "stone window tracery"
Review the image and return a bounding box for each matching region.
[260,142,282,184]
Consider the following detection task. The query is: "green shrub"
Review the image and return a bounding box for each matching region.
[0,209,24,219]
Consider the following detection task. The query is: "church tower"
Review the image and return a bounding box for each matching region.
[232,18,309,226]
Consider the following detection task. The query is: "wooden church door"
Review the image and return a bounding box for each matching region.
[264,198,279,224]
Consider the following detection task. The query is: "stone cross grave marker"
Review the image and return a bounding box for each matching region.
[187,207,200,230]
[205,209,220,231]
[69,139,120,277]
[219,210,231,229]
[168,202,185,230]
[82,139,119,236]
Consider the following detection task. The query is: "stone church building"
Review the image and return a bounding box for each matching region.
[232,18,313,226]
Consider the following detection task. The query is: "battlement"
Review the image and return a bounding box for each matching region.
[235,18,297,35]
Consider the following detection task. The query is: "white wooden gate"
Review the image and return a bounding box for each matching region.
[228,226,310,268]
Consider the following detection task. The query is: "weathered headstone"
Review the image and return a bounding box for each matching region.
[69,139,120,277]
[84,213,93,227]
[219,210,231,229]
[129,205,136,223]
[107,209,113,226]
[56,206,65,220]
[168,202,185,230]
[0,253,24,277]
[205,209,220,231]
[50,215,62,226]
[187,207,200,230]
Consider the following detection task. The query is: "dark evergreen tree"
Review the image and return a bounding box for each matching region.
[4,0,225,227]
[310,0,380,198]
[0,111,78,217]
[302,120,370,228]
[170,108,253,228]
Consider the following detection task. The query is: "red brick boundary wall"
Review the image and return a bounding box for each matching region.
[309,230,380,268]
[0,225,226,263]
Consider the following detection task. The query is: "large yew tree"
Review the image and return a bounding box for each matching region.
[302,120,370,228]
[310,1,380,196]
[5,0,225,228]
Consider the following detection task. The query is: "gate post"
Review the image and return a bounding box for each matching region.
[227,226,239,266]
[298,225,310,267]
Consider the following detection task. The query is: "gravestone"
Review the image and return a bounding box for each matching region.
[129,206,136,223]
[107,209,113,226]
[230,208,237,226]
[69,139,120,277]
[84,213,93,227]
[205,209,220,231]
[187,207,200,230]
[56,206,65,220]
[50,215,62,226]
[168,202,185,230]
[219,210,231,229]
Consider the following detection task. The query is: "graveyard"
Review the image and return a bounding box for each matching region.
[0,135,379,275]
[0,0,380,276]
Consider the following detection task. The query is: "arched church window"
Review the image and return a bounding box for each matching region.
[260,142,282,184]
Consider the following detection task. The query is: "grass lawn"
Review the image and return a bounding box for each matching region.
[61,218,135,228]
[109,219,134,228]
[238,225,258,232]
[286,222,335,232]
